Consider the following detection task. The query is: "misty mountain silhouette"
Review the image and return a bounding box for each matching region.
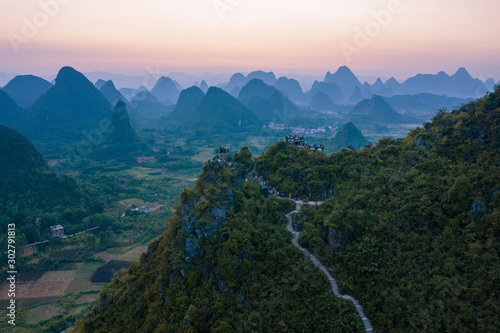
[164,86,205,124]
[327,122,368,152]
[246,71,277,86]
[224,73,246,96]
[151,76,181,104]
[309,91,335,110]
[88,100,151,156]
[398,68,486,98]
[223,71,277,97]
[2,75,53,108]
[200,80,209,93]
[307,81,344,104]
[238,79,298,122]
[184,87,261,133]
[119,86,149,100]
[27,66,112,144]
[350,95,403,123]
[99,80,129,107]
[324,66,363,100]
[94,79,107,89]
[130,91,169,120]
[384,93,464,115]
[347,86,365,105]
[274,77,305,104]
[0,90,23,127]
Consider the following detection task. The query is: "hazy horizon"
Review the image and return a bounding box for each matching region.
[2,0,499,81]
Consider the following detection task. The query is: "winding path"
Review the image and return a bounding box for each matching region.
[285,199,374,332]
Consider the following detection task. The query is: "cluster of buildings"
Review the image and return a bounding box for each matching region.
[285,134,325,151]
[267,123,330,135]
[289,127,327,135]
[137,204,155,213]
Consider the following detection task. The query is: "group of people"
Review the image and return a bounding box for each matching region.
[312,144,325,151]
[286,134,306,147]
[256,176,281,195]
[212,147,232,165]
[216,147,229,155]
[285,135,325,152]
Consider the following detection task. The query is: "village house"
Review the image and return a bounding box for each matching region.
[138,204,155,213]
[50,225,64,238]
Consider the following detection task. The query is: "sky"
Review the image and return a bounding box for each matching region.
[1,0,499,81]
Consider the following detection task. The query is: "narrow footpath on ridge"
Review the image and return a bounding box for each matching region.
[247,170,373,332]
[284,199,374,332]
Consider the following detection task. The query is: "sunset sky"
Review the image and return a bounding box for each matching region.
[1,0,499,81]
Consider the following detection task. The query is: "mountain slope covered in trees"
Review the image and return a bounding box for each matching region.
[0,125,100,244]
[75,153,364,332]
[256,88,500,331]
[326,122,368,152]
[27,67,112,146]
[77,88,499,332]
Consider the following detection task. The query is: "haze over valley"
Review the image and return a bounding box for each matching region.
[1,1,499,332]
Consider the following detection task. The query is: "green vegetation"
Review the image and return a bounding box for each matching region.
[326,122,369,152]
[0,125,99,249]
[256,88,500,331]
[2,65,498,332]
[0,292,98,333]
[75,156,364,332]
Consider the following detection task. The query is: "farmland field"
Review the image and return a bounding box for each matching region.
[25,303,65,325]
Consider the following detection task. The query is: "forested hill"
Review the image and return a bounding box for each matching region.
[75,155,364,332]
[76,88,499,332]
[256,88,500,331]
[0,125,101,244]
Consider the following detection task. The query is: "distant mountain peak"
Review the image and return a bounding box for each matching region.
[200,80,209,93]
[27,66,112,144]
[246,71,277,86]
[56,66,89,85]
[230,73,245,81]
[452,67,473,80]
[100,80,129,106]
[151,76,180,103]
[101,80,117,90]
[183,86,261,133]
[337,65,354,73]
[327,121,368,152]
[2,75,53,108]
[325,66,358,81]
[324,66,362,99]
[385,77,400,85]
[373,78,384,89]
[164,86,205,124]
[350,94,403,123]
[156,76,175,84]
[94,79,107,89]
